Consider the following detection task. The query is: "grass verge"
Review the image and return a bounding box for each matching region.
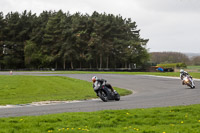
[0,75,131,105]
[48,71,200,79]
[1,104,200,132]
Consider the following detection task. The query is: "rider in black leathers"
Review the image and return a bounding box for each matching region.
[92,76,115,96]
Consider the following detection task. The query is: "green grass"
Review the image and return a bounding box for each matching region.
[0,75,131,105]
[1,104,200,132]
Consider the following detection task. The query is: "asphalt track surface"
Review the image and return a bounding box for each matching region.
[0,72,200,117]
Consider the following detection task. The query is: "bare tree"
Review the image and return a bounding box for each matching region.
[191,56,200,65]
[150,52,190,64]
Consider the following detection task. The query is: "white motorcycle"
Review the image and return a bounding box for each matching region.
[183,75,195,89]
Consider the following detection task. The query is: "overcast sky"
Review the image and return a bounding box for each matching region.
[1,0,200,53]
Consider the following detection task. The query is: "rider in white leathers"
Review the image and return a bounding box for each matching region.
[180,69,193,85]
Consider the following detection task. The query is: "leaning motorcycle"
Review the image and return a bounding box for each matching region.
[94,81,120,102]
[183,75,195,89]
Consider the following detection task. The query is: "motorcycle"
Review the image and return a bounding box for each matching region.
[183,75,195,89]
[95,81,120,102]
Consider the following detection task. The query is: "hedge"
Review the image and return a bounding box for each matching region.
[157,63,187,68]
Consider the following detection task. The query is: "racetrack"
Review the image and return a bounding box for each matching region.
[0,72,200,117]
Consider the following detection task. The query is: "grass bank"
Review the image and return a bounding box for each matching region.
[0,75,131,105]
[1,104,200,132]
[51,71,200,79]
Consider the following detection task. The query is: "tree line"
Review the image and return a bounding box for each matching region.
[150,52,200,65]
[192,56,200,65]
[0,10,149,70]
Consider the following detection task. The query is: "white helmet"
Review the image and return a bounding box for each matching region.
[92,76,97,82]
[180,69,184,73]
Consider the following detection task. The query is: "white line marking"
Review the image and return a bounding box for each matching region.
[0,99,97,109]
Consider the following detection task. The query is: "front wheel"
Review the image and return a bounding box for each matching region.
[191,84,195,89]
[114,93,120,101]
[192,81,195,89]
[98,91,108,102]
[189,80,195,89]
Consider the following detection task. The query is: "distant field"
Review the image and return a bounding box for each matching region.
[186,66,200,72]
[0,75,131,105]
[174,66,200,73]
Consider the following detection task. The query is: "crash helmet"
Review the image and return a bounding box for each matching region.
[180,69,184,73]
[92,76,97,82]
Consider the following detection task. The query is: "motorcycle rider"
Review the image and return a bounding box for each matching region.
[92,76,116,96]
[180,69,192,85]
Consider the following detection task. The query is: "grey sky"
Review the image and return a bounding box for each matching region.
[1,0,200,53]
